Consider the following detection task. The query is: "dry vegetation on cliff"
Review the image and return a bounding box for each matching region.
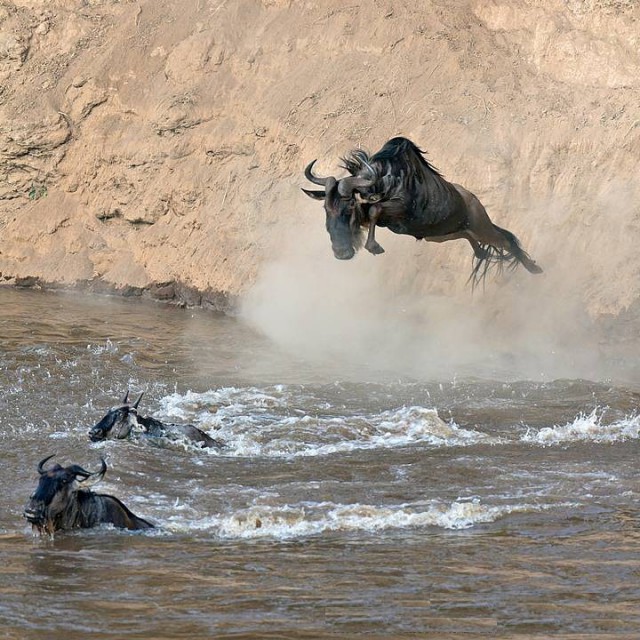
[0,0,638,330]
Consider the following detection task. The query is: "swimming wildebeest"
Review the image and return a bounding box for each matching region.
[89,391,224,449]
[23,455,154,536]
[303,136,542,285]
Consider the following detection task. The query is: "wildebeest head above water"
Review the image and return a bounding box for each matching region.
[303,136,542,286]
[23,455,154,536]
[89,391,224,450]
[88,390,143,442]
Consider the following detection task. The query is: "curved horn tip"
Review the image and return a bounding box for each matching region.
[37,454,56,474]
[305,159,331,186]
[122,390,130,404]
[96,457,108,477]
[133,392,144,409]
[68,464,93,480]
[301,187,326,200]
[76,458,107,483]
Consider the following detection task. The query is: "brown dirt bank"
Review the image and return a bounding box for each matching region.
[1,1,639,331]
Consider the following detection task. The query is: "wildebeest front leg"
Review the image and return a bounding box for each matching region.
[364,203,385,254]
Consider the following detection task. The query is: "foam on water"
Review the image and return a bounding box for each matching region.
[521,408,640,445]
[86,339,119,356]
[158,388,494,458]
[163,498,542,540]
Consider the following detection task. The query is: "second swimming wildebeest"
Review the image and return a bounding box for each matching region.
[89,392,224,450]
[23,455,154,536]
[303,136,542,286]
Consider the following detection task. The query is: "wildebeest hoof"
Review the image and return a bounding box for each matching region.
[366,242,385,255]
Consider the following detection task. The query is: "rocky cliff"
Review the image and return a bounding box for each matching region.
[1,0,638,326]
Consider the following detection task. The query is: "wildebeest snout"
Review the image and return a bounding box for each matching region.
[23,501,46,526]
[332,245,356,260]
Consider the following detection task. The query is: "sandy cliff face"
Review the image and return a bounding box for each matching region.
[0,0,638,322]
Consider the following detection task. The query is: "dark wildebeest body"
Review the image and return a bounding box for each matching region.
[137,414,222,448]
[23,455,154,536]
[88,392,223,450]
[303,137,542,284]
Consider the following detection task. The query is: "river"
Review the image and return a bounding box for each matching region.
[1,287,639,638]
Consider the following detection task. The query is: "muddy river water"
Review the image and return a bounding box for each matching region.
[1,287,639,638]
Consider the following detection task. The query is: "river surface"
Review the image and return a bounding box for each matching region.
[1,287,639,639]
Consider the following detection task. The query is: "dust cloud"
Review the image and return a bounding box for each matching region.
[240,195,618,383]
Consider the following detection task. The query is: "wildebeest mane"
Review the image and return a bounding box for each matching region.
[341,137,460,228]
[341,149,402,203]
[343,137,443,178]
[342,137,450,206]
[340,149,372,178]
[370,137,443,177]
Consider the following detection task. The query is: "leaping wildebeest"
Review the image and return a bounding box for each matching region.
[23,455,154,536]
[303,136,542,285]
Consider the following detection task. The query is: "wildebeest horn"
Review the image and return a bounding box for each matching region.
[70,458,107,483]
[305,160,332,186]
[122,390,130,404]
[133,392,144,409]
[337,175,376,197]
[301,187,326,200]
[67,464,94,481]
[37,454,56,475]
[94,457,107,481]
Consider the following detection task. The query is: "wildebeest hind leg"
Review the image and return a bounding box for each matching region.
[469,225,543,275]
[465,234,489,260]
[455,185,542,274]
[424,231,479,253]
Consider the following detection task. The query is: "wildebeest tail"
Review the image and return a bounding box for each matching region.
[494,225,543,275]
[469,225,542,289]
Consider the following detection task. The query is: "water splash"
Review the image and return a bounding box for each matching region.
[521,408,640,445]
[158,388,495,458]
[164,498,541,540]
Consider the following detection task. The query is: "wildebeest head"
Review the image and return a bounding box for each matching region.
[23,454,107,535]
[88,391,143,442]
[302,160,374,260]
